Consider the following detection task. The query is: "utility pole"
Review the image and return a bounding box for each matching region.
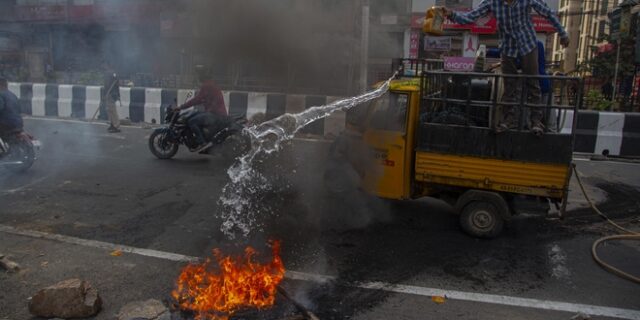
[612,38,621,105]
[360,0,370,92]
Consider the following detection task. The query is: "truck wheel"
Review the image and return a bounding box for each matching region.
[459,201,504,239]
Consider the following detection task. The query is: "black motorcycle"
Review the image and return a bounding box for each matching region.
[148,106,250,160]
[0,129,38,172]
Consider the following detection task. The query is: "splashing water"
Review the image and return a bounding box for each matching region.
[218,73,397,239]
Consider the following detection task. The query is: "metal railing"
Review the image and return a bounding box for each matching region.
[421,71,583,134]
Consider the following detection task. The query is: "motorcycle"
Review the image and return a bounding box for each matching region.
[148,106,250,160]
[0,129,38,172]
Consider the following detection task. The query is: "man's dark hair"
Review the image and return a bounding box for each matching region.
[0,77,7,88]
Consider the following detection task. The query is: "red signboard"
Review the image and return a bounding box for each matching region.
[409,31,420,58]
[531,15,557,33]
[412,12,559,34]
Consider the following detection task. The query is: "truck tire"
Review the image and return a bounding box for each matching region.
[459,201,504,239]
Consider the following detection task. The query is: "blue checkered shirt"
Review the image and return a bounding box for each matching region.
[451,0,568,57]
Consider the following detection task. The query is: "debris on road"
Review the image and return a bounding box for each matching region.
[110,249,123,257]
[28,278,102,319]
[117,299,170,320]
[0,254,20,273]
[431,296,446,304]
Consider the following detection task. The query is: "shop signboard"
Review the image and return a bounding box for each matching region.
[462,33,479,57]
[425,36,452,51]
[438,10,559,33]
[410,31,420,58]
[443,56,475,71]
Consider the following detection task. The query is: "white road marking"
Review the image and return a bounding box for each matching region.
[0,224,198,263]
[0,175,50,195]
[1,224,639,320]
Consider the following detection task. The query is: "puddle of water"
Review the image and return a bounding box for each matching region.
[218,74,397,239]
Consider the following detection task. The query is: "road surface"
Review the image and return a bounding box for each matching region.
[1,118,639,320]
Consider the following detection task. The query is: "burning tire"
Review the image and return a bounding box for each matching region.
[459,201,504,239]
[149,129,179,159]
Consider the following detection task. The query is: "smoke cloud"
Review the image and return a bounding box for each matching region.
[183,0,363,95]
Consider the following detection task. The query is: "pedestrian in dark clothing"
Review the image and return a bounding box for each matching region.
[602,78,614,101]
[443,0,569,136]
[0,78,23,133]
[103,61,121,133]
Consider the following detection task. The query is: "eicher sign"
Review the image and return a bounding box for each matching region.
[444,57,475,71]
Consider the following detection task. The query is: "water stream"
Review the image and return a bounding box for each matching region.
[218,73,397,239]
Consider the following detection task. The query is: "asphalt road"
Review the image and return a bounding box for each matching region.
[0,118,639,320]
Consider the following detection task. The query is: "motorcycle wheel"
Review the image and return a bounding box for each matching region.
[149,129,179,159]
[5,139,35,173]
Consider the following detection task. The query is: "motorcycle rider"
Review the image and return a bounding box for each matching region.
[175,66,229,152]
[0,77,23,134]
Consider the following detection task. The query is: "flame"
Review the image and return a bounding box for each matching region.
[172,240,285,320]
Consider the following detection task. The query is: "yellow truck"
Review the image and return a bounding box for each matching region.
[325,59,582,238]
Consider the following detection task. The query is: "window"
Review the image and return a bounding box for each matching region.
[600,0,609,15]
[599,22,606,40]
[368,93,408,132]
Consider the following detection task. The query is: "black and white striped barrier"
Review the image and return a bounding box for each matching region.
[8,83,346,138]
[561,110,639,157]
[8,82,640,156]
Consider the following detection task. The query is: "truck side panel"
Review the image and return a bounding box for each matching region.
[415,152,569,198]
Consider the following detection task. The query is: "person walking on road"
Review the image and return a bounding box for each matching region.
[442,0,570,136]
[103,61,121,133]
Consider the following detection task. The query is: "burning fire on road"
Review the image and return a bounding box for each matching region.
[172,241,285,320]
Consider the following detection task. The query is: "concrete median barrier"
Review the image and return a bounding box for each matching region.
[8,82,640,156]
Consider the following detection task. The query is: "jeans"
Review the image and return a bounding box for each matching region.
[188,112,230,145]
[501,49,543,125]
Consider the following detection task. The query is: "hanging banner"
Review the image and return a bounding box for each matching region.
[409,31,420,58]
[462,33,479,57]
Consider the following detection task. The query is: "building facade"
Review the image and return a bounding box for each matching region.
[0,0,412,96]
[552,0,619,73]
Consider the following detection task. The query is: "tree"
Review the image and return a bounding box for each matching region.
[584,35,636,80]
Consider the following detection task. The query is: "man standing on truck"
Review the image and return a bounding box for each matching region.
[442,0,570,136]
